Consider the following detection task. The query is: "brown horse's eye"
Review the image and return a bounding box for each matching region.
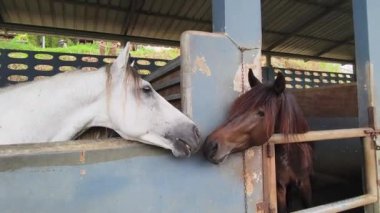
[257,111,265,117]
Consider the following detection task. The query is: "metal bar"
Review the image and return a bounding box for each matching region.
[137,10,211,25]
[0,0,9,22]
[293,194,377,213]
[128,0,146,36]
[144,57,180,82]
[153,77,180,91]
[164,93,181,101]
[262,143,277,212]
[0,139,136,157]
[269,128,371,144]
[262,50,354,64]
[0,22,180,46]
[289,0,351,14]
[122,0,135,35]
[315,35,354,57]
[264,29,353,45]
[363,136,378,197]
[63,0,208,27]
[55,0,127,13]
[49,0,57,27]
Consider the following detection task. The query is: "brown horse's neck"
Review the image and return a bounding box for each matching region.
[275,92,312,166]
[275,92,309,134]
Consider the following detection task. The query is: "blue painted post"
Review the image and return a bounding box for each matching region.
[353,0,380,212]
[181,0,267,212]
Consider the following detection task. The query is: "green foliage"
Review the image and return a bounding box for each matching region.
[26,34,40,46]
[271,56,343,73]
[2,33,179,59]
[130,46,180,60]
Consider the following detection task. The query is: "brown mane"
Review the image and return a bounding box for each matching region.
[229,82,312,170]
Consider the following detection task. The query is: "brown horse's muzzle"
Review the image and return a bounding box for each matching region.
[203,137,231,164]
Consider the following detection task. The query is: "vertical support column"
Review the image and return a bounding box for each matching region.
[181,0,265,212]
[353,0,380,212]
[212,0,262,48]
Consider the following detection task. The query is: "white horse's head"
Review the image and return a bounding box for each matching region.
[106,43,201,157]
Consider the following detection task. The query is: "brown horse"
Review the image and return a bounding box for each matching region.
[203,69,313,213]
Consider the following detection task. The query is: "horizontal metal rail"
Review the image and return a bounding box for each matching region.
[294,194,377,213]
[269,127,371,144]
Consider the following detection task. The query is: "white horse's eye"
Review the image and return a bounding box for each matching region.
[142,85,152,93]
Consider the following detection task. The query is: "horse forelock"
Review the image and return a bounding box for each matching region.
[229,85,280,138]
[276,92,309,135]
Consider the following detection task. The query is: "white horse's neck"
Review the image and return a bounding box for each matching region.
[0,68,111,144]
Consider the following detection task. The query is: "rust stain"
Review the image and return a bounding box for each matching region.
[256,202,268,213]
[80,150,86,163]
[245,172,254,196]
[193,56,211,76]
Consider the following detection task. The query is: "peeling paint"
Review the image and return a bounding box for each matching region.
[246,148,255,159]
[233,51,263,93]
[193,56,211,76]
[245,172,254,196]
[245,171,262,196]
[253,171,263,184]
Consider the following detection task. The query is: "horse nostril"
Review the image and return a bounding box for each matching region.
[193,126,201,141]
[204,140,218,158]
[210,141,218,152]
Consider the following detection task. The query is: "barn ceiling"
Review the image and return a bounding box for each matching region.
[0,0,354,62]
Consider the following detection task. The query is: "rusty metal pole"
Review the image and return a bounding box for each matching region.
[353,0,380,212]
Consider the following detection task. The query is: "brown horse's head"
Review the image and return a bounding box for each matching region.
[203,69,308,164]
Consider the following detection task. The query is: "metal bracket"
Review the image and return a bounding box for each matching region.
[364,129,380,150]
[266,143,275,158]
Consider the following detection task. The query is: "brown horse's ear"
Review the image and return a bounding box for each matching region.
[248,69,261,88]
[273,72,286,95]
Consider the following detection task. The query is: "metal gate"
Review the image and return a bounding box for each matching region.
[263,128,378,212]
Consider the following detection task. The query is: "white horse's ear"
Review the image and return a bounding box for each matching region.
[112,42,132,74]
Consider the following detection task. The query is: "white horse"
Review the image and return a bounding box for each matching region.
[0,43,201,157]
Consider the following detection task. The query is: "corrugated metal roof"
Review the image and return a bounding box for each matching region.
[0,0,354,62]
